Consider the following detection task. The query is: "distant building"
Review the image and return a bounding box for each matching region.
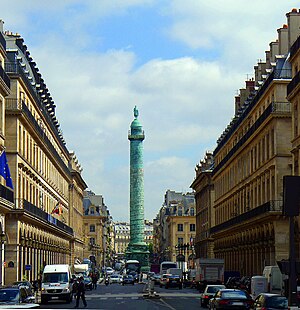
[83,190,110,269]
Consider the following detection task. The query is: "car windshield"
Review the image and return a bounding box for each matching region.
[222,291,248,299]
[266,296,288,308]
[0,289,19,303]
[43,272,68,283]
[207,286,225,293]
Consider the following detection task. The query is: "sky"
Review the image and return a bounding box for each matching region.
[1,1,299,222]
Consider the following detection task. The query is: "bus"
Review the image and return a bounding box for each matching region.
[125,260,141,274]
[160,261,178,274]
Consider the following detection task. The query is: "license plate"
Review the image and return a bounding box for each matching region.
[232,302,243,305]
[52,297,59,299]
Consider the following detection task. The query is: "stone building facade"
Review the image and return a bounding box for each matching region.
[193,9,300,276]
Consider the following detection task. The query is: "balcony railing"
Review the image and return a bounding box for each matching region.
[214,69,291,155]
[0,32,6,51]
[4,61,69,155]
[213,101,291,175]
[5,98,70,177]
[0,65,10,89]
[0,183,13,203]
[17,198,73,235]
[287,70,300,96]
[210,200,283,234]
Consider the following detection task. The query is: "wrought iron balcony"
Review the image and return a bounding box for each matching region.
[215,69,291,155]
[287,70,300,97]
[5,98,70,177]
[0,183,13,203]
[0,65,10,89]
[0,32,6,51]
[213,101,291,175]
[17,198,73,235]
[4,61,68,155]
[210,200,283,234]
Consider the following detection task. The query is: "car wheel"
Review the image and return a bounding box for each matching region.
[160,284,162,288]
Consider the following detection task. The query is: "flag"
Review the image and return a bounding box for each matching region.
[51,201,63,215]
[0,151,13,189]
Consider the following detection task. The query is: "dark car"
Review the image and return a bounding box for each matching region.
[208,288,254,309]
[152,274,161,285]
[122,275,135,285]
[128,271,139,282]
[253,293,288,309]
[200,285,226,307]
[165,274,182,289]
[83,276,93,290]
[0,286,38,307]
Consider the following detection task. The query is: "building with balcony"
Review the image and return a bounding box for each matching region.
[83,190,109,269]
[154,190,196,266]
[0,22,88,285]
[191,151,215,259]
[196,10,300,276]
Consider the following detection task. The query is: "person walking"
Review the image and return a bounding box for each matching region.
[74,276,87,308]
[92,273,97,290]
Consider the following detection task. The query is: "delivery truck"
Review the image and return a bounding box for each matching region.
[194,258,224,292]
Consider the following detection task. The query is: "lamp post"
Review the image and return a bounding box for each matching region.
[0,231,7,285]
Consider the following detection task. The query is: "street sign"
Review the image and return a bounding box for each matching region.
[25,265,31,271]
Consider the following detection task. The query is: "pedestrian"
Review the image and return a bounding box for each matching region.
[74,276,87,308]
[92,273,97,290]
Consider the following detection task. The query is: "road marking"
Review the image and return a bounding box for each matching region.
[160,298,177,310]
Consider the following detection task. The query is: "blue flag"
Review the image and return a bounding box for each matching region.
[0,151,13,189]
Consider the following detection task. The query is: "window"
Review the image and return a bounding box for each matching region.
[90,225,95,232]
[190,224,195,232]
[90,238,95,245]
[90,207,95,215]
[178,237,183,244]
[177,224,183,231]
[178,207,183,216]
[190,207,195,216]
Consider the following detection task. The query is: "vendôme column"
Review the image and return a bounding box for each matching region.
[126,106,149,271]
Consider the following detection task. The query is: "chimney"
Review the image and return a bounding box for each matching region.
[277,24,289,55]
[270,41,279,63]
[246,80,255,92]
[235,96,241,114]
[286,9,300,48]
[265,50,271,69]
[0,20,4,33]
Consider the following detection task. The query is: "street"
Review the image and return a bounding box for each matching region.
[40,281,202,310]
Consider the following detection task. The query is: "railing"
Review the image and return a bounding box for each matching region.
[17,198,73,235]
[4,61,69,155]
[0,65,10,89]
[0,32,6,50]
[0,183,14,203]
[214,69,291,155]
[5,98,70,177]
[210,200,283,234]
[287,70,300,96]
[213,101,291,175]
[290,35,300,59]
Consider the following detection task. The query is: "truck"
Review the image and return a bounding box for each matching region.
[194,258,224,292]
[41,264,73,304]
[73,264,89,276]
[166,268,183,279]
[262,265,284,293]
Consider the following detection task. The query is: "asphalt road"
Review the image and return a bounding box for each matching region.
[39,281,202,310]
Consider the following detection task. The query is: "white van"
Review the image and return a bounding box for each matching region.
[262,266,283,293]
[41,264,73,304]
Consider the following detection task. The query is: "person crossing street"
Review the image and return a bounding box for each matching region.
[74,276,87,308]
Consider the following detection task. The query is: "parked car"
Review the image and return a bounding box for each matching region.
[208,288,254,309]
[0,286,39,308]
[122,275,135,285]
[200,284,226,307]
[152,274,161,285]
[165,274,183,289]
[253,293,288,309]
[12,281,34,294]
[109,274,122,284]
[128,271,139,282]
[159,274,171,288]
[83,276,93,290]
[105,267,114,275]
